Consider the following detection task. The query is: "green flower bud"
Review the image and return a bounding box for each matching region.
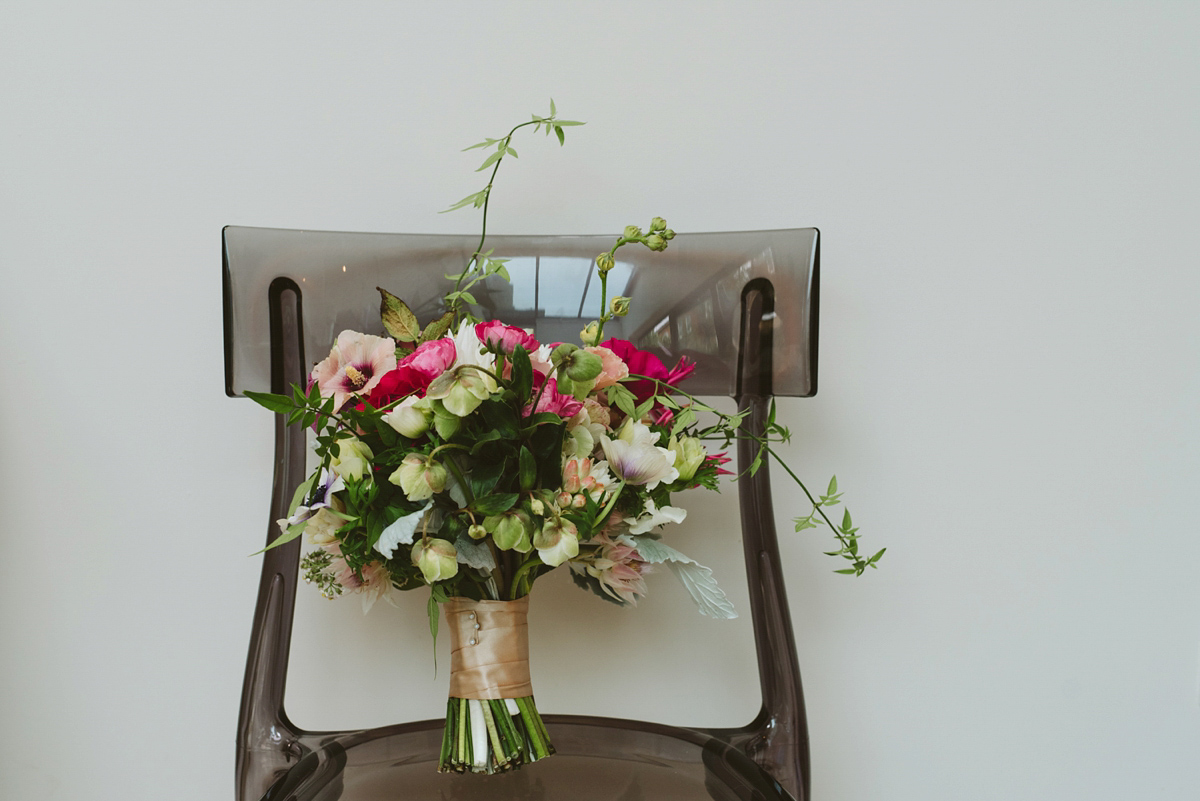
[565,349,603,382]
[662,228,675,240]
[649,216,667,232]
[609,296,631,317]
[644,234,667,252]
[580,321,601,347]
[668,435,707,482]
[596,252,615,274]
[412,538,458,583]
[623,225,643,240]
[551,342,579,361]
[468,524,487,541]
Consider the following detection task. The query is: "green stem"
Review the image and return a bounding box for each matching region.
[442,455,475,505]
[452,118,548,323]
[508,556,542,599]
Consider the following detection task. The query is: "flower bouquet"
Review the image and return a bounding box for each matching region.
[245,104,881,775]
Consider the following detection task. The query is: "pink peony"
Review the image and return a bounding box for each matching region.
[311,331,398,411]
[475,321,540,354]
[399,338,457,378]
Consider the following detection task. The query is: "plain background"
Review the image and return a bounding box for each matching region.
[2,2,1198,799]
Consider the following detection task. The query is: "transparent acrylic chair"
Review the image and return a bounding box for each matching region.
[224,226,820,801]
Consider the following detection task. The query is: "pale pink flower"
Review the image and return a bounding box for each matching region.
[311,330,398,410]
[330,552,393,612]
[573,533,650,605]
[586,346,629,390]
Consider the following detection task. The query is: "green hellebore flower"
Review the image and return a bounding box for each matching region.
[412,538,459,583]
[485,510,534,553]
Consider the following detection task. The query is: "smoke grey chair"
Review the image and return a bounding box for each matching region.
[224,226,820,801]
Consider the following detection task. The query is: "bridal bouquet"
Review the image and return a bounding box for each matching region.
[246,104,881,774]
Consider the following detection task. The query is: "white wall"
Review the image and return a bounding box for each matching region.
[2,2,1198,799]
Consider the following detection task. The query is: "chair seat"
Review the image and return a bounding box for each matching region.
[265,717,793,801]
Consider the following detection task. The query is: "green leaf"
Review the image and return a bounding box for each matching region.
[841,509,853,531]
[505,146,518,158]
[834,568,859,575]
[471,492,520,516]
[556,120,585,126]
[827,475,838,496]
[511,346,533,399]
[378,287,421,342]
[440,190,485,214]
[421,311,455,343]
[427,591,439,674]
[462,138,497,151]
[476,150,503,172]
[518,446,537,492]
[549,98,556,116]
[868,548,886,564]
[554,125,565,146]
[244,390,296,415]
[458,291,477,306]
[794,516,819,531]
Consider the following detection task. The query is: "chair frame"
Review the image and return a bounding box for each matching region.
[227,227,819,801]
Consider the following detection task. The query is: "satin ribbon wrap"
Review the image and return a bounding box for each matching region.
[446,596,533,700]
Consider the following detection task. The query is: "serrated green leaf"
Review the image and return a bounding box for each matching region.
[421,311,455,343]
[378,287,421,342]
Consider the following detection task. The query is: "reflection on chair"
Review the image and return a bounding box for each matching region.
[225,226,820,801]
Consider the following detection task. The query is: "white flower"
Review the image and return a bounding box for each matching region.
[383,396,431,438]
[330,437,373,482]
[599,420,679,489]
[305,507,346,545]
[624,498,688,535]
[534,518,580,567]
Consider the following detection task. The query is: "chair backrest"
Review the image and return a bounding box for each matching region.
[225,226,820,801]
[224,227,818,400]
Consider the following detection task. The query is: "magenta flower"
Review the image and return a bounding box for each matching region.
[475,320,540,354]
[311,330,398,410]
[600,339,693,404]
[524,374,583,418]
